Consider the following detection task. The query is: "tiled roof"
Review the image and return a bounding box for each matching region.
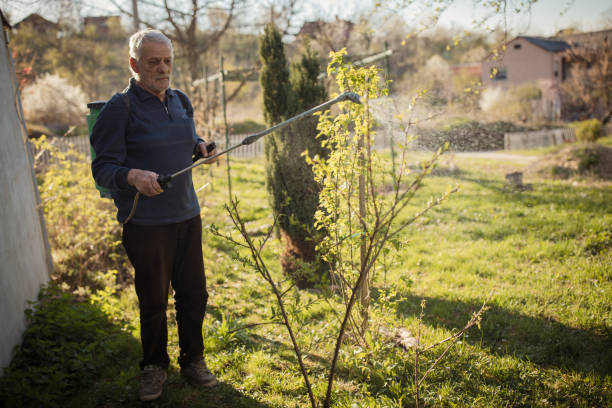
[521,36,570,53]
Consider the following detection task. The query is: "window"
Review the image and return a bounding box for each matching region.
[514,43,522,49]
[553,61,559,77]
[491,67,507,80]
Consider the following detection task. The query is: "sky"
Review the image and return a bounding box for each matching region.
[302,0,612,37]
[435,0,612,36]
[2,0,611,37]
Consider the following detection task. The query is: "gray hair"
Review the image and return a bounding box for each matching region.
[128,28,174,60]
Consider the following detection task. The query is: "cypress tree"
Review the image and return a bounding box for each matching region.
[259,25,328,287]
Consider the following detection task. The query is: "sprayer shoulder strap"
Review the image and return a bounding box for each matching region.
[121,86,131,114]
[120,87,192,118]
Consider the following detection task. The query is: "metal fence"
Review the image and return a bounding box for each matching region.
[30,136,91,168]
[30,130,410,167]
[35,127,576,166]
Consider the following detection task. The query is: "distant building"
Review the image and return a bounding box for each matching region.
[83,16,121,35]
[557,28,612,47]
[296,17,362,56]
[450,62,481,78]
[481,30,612,121]
[297,18,355,42]
[14,13,59,35]
[481,36,570,88]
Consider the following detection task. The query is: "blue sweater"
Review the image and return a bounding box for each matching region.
[91,80,201,225]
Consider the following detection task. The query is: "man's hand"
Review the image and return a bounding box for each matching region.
[198,142,219,164]
[127,169,163,197]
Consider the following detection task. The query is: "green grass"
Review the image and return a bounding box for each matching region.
[1,146,611,407]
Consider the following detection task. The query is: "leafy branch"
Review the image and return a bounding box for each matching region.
[211,198,317,408]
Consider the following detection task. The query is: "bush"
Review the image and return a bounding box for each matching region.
[575,145,601,172]
[480,84,542,123]
[571,119,602,142]
[32,137,129,290]
[230,119,266,134]
[21,73,87,130]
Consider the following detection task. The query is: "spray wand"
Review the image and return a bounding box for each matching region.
[122,91,361,224]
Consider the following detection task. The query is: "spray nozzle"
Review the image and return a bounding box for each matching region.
[338,92,361,104]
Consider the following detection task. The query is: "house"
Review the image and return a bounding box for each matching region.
[14,13,59,34]
[558,28,612,47]
[481,30,612,121]
[450,62,482,78]
[83,15,121,35]
[481,36,570,87]
[297,18,355,43]
[481,35,573,121]
[297,17,362,56]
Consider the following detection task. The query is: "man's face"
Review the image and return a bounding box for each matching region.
[130,41,172,99]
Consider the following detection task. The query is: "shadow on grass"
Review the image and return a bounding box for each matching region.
[454,175,612,215]
[0,286,273,408]
[391,292,612,377]
[207,303,330,369]
[156,372,275,408]
[427,174,612,243]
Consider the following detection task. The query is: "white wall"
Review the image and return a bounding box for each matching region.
[0,25,52,375]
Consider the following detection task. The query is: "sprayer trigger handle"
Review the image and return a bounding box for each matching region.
[192,141,217,162]
[157,174,172,190]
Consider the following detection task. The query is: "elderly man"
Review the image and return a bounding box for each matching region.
[91,28,217,402]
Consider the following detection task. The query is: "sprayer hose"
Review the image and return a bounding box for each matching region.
[120,92,360,224]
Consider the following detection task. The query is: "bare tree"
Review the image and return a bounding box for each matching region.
[257,0,301,37]
[109,0,245,83]
[561,36,612,124]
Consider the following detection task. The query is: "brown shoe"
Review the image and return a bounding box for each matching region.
[139,365,167,401]
[181,357,218,387]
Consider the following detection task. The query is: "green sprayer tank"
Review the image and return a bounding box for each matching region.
[86,101,112,198]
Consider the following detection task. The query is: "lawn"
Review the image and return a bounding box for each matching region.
[1,141,610,407]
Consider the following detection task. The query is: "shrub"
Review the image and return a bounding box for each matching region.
[230,119,266,134]
[32,136,129,290]
[571,119,602,142]
[480,84,542,123]
[21,73,87,131]
[575,145,601,172]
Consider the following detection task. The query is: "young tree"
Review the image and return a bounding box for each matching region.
[259,24,328,287]
[216,51,460,408]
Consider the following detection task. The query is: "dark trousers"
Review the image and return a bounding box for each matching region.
[122,215,208,369]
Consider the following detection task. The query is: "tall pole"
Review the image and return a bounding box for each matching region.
[220,56,232,200]
[358,92,370,335]
[384,40,397,185]
[132,0,140,31]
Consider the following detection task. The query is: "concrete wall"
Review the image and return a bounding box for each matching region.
[0,24,52,375]
[504,128,576,150]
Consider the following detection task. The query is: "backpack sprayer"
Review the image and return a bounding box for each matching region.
[89,91,361,224]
